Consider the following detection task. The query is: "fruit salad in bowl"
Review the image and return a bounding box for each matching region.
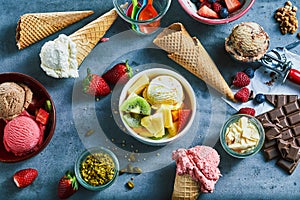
[119,68,196,146]
[178,0,255,25]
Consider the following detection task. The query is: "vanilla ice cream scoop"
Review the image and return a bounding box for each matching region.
[145,75,184,106]
[39,34,78,78]
[0,82,32,120]
[225,22,270,62]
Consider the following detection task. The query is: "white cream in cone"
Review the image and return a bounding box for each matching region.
[153,23,235,101]
[16,10,94,50]
[69,8,118,66]
[172,174,200,200]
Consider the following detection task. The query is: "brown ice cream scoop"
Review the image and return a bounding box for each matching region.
[225,22,270,62]
[0,82,33,120]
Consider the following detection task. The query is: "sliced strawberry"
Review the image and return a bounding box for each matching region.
[224,0,241,13]
[58,171,78,199]
[13,168,38,188]
[178,109,191,133]
[197,5,219,19]
[36,108,49,125]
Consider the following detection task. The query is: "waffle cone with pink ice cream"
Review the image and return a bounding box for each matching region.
[172,146,221,200]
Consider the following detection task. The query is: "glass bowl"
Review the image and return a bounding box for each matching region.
[74,147,119,191]
[220,114,265,158]
[113,0,171,34]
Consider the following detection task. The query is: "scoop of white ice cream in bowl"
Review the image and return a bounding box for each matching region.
[0,72,56,162]
[118,68,196,146]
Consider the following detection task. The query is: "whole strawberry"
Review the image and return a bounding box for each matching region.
[232,72,250,87]
[82,68,111,96]
[57,171,78,199]
[13,168,38,188]
[238,107,255,116]
[234,87,250,102]
[102,60,133,84]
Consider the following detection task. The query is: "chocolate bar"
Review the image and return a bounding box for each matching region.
[256,98,300,174]
[265,94,298,108]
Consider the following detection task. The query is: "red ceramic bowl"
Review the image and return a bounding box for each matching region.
[0,72,56,162]
[178,0,255,25]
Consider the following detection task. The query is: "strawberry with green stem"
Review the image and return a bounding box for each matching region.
[82,68,111,96]
[57,171,78,199]
[102,60,133,84]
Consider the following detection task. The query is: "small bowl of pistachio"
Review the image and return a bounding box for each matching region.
[74,146,119,191]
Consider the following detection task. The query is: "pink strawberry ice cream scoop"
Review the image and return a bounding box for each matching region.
[172,145,221,193]
[3,114,43,156]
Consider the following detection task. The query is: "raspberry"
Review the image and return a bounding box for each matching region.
[232,72,250,87]
[238,107,256,116]
[212,2,223,13]
[234,87,250,102]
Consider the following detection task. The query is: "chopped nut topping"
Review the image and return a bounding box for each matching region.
[275,1,298,34]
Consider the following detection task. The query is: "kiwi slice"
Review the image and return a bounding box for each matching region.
[123,113,142,128]
[120,96,151,115]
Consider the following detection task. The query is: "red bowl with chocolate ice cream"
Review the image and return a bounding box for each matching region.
[0,72,56,162]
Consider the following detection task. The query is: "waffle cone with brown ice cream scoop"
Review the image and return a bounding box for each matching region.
[16,10,94,50]
[153,23,235,102]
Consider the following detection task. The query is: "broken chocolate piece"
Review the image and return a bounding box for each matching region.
[256,98,300,174]
[265,94,298,108]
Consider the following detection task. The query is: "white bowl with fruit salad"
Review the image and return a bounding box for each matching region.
[119,68,196,146]
[178,0,255,25]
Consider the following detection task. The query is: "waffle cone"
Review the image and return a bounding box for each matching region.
[153,23,235,101]
[16,10,94,50]
[172,174,200,200]
[69,8,118,66]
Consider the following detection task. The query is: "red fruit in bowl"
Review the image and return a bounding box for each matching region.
[232,72,250,87]
[13,168,38,188]
[224,0,241,13]
[82,68,111,96]
[102,60,133,84]
[234,87,250,102]
[57,171,78,199]
[238,107,255,116]
[212,2,223,13]
[178,109,191,132]
[197,5,219,19]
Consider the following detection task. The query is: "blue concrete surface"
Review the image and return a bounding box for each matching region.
[0,0,300,199]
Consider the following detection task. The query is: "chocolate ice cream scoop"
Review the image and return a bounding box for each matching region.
[0,82,33,120]
[225,22,270,62]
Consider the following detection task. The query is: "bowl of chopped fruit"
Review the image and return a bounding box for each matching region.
[118,68,196,146]
[178,0,255,25]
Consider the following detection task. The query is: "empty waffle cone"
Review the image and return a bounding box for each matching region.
[68,7,118,66]
[172,174,200,200]
[16,10,94,50]
[153,23,235,101]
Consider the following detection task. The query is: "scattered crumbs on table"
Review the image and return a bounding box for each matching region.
[85,129,95,137]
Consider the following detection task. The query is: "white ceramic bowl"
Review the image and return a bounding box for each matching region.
[178,0,255,25]
[119,68,196,146]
